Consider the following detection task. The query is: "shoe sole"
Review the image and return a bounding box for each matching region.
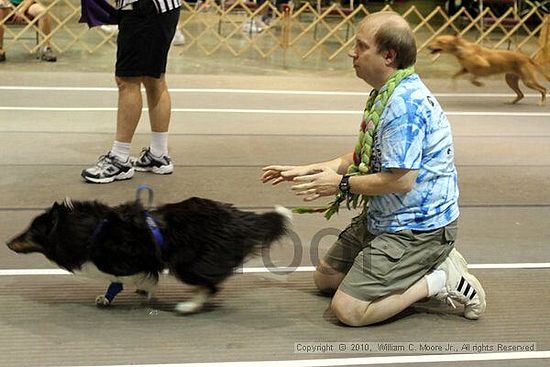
[82,169,135,184]
[135,165,174,175]
[450,249,487,320]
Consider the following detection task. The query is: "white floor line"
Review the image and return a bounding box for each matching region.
[467,263,550,269]
[0,86,543,98]
[71,350,550,367]
[446,111,550,117]
[1,263,549,276]
[0,106,549,117]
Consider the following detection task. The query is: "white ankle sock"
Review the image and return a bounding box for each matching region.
[110,141,131,161]
[425,269,446,297]
[150,132,168,157]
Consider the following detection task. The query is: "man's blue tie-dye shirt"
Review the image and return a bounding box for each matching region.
[366,74,459,234]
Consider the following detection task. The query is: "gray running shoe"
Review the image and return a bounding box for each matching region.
[81,152,134,184]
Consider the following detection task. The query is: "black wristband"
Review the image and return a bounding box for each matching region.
[339,175,351,195]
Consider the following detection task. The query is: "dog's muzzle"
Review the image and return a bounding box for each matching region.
[6,239,42,254]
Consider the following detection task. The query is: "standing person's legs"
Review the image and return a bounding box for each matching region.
[82,1,179,182]
[133,4,179,174]
[80,6,145,183]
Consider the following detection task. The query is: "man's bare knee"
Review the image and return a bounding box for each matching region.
[331,291,371,327]
[115,76,143,90]
[331,290,384,327]
[143,76,166,90]
[314,261,344,294]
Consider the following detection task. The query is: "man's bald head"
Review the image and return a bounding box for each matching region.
[359,12,417,69]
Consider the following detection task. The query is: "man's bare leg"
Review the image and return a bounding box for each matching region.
[330,278,429,326]
[115,76,143,143]
[143,75,171,133]
[138,75,174,164]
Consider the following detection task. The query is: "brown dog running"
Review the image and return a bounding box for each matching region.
[428,35,550,105]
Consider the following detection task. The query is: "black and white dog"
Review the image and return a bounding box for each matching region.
[6,196,291,314]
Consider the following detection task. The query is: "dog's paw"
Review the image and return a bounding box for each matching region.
[95,295,112,307]
[175,301,204,314]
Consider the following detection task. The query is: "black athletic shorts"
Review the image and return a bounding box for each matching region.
[115,0,180,78]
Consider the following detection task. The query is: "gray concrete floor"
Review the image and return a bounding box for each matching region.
[0,64,550,367]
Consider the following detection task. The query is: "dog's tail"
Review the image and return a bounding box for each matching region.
[253,205,292,249]
[274,205,293,222]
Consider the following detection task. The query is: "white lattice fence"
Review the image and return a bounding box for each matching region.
[1,0,117,54]
[1,0,548,61]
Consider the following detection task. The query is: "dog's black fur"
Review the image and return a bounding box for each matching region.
[7,197,290,311]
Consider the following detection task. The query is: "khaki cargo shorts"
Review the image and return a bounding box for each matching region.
[324,216,457,301]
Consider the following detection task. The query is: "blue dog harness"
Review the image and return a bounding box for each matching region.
[137,184,165,249]
[99,185,165,304]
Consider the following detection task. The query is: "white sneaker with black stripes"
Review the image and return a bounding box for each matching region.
[132,147,174,175]
[435,248,486,320]
[81,152,134,184]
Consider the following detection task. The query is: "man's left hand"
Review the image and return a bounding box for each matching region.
[291,168,342,201]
